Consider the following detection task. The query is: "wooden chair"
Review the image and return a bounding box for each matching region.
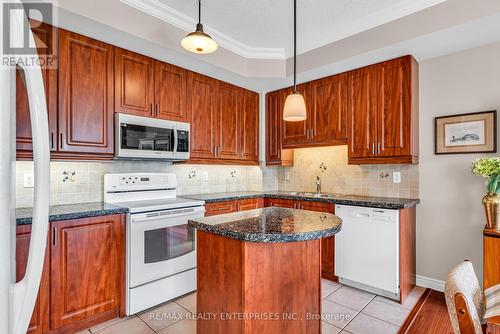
[445,261,485,334]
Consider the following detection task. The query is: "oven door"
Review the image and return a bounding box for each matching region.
[128,206,204,288]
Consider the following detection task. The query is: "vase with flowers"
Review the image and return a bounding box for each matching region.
[472,157,500,229]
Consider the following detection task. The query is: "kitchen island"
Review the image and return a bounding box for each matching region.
[188,207,342,334]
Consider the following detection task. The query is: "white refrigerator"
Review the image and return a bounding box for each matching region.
[0,1,50,334]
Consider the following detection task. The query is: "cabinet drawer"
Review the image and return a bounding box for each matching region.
[205,201,238,216]
[264,198,296,208]
[237,198,264,212]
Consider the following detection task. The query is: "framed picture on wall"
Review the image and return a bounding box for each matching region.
[435,110,497,154]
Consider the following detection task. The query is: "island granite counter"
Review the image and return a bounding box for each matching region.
[188,207,342,334]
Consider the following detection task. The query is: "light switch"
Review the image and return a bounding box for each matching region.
[202,171,209,181]
[24,173,34,188]
[393,172,401,184]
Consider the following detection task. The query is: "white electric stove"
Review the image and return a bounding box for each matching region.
[104,173,205,315]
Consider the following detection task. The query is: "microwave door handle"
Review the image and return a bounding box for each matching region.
[173,126,178,154]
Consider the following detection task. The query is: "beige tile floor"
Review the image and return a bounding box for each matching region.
[78,280,425,334]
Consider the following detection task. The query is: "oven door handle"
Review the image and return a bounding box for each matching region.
[130,208,205,223]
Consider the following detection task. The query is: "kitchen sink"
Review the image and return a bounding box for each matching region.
[287,192,337,199]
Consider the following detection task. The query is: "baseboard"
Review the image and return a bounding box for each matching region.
[416,275,445,292]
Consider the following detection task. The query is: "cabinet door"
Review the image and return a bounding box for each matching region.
[114,48,154,117]
[377,57,412,157]
[155,62,188,121]
[265,91,293,166]
[237,198,264,211]
[188,72,218,159]
[50,215,123,329]
[240,90,259,162]
[282,85,310,147]
[311,74,347,143]
[264,198,296,208]
[297,201,337,281]
[217,82,240,160]
[347,66,378,159]
[205,201,239,216]
[16,225,50,334]
[16,21,57,155]
[58,30,114,156]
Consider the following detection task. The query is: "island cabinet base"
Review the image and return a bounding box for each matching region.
[197,230,321,334]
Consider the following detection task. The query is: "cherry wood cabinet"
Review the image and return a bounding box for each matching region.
[205,198,264,216]
[240,90,260,162]
[265,90,294,166]
[188,72,218,160]
[484,228,500,290]
[310,74,348,145]
[217,82,240,160]
[155,62,188,121]
[282,85,310,147]
[114,48,154,117]
[50,215,124,331]
[58,29,114,158]
[347,56,419,164]
[16,21,57,159]
[236,198,264,211]
[16,225,50,334]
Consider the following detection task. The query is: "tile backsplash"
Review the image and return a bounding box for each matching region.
[15,161,273,208]
[15,146,419,208]
[277,146,419,198]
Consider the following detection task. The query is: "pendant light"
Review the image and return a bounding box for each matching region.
[181,0,218,54]
[283,0,306,122]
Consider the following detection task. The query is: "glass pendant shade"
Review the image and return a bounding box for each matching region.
[283,92,307,121]
[181,23,218,54]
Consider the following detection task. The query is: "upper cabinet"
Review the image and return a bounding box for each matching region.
[115,49,188,121]
[114,48,154,117]
[266,90,294,166]
[347,56,418,164]
[188,73,260,165]
[266,55,418,165]
[58,29,114,157]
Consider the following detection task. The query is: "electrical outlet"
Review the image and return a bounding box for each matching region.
[24,173,34,188]
[202,171,209,181]
[393,172,401,184]
[62,170,76,183]
[284,171,290,181]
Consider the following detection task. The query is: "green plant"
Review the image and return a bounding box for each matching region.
[472,157,500,193]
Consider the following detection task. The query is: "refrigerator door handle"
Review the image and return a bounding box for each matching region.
[9,7,50,334]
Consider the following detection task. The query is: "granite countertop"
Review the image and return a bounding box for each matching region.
[16,202,129,225]
[188,207,342,242]
[184,191,420,210]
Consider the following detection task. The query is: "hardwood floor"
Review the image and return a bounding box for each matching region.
[399,289,454,334]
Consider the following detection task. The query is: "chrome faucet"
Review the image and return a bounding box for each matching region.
[316,176,321,194]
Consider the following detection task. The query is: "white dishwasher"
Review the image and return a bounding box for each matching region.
[335,204,400,300]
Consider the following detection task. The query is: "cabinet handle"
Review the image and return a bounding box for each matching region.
[378,143,381,155]
[60,133,63,150]
[150,103,153,116]
[372,143,375,155]
[155,104,159,117]
[50,132,54,150]
[53,227,57,246]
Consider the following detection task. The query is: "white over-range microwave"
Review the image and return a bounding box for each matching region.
[115,113,190,160]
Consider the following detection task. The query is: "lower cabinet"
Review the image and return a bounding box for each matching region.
[16,214,125,334]
[205,198,264,217]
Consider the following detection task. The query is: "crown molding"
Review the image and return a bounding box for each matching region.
[120,0,286,60]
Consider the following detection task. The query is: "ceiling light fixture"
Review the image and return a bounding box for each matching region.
[283,0,306,122]
[181,0,218,54]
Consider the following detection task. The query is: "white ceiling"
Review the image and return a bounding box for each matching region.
[44,0,500,89]
[124,0,447,59]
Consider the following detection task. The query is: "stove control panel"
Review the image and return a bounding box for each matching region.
[104,173,176,192]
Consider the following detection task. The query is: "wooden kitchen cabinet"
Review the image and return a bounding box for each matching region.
[217,82,240,160]
[50,215,124,331]
[155,62,188,121]
[237,198,264,211]
[16,225,50,334]
[310,74,348,145]
[240,90,260,162]
[114,48,155,117]
[205,201,239,216]
[484,228,500,290]
[265,90,294,166]
[16,21,57,159]
[347,56,419,164]
[264,198,296,208]
[58,29,115,158]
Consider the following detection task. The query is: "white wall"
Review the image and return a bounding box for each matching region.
[418,42,500,285]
